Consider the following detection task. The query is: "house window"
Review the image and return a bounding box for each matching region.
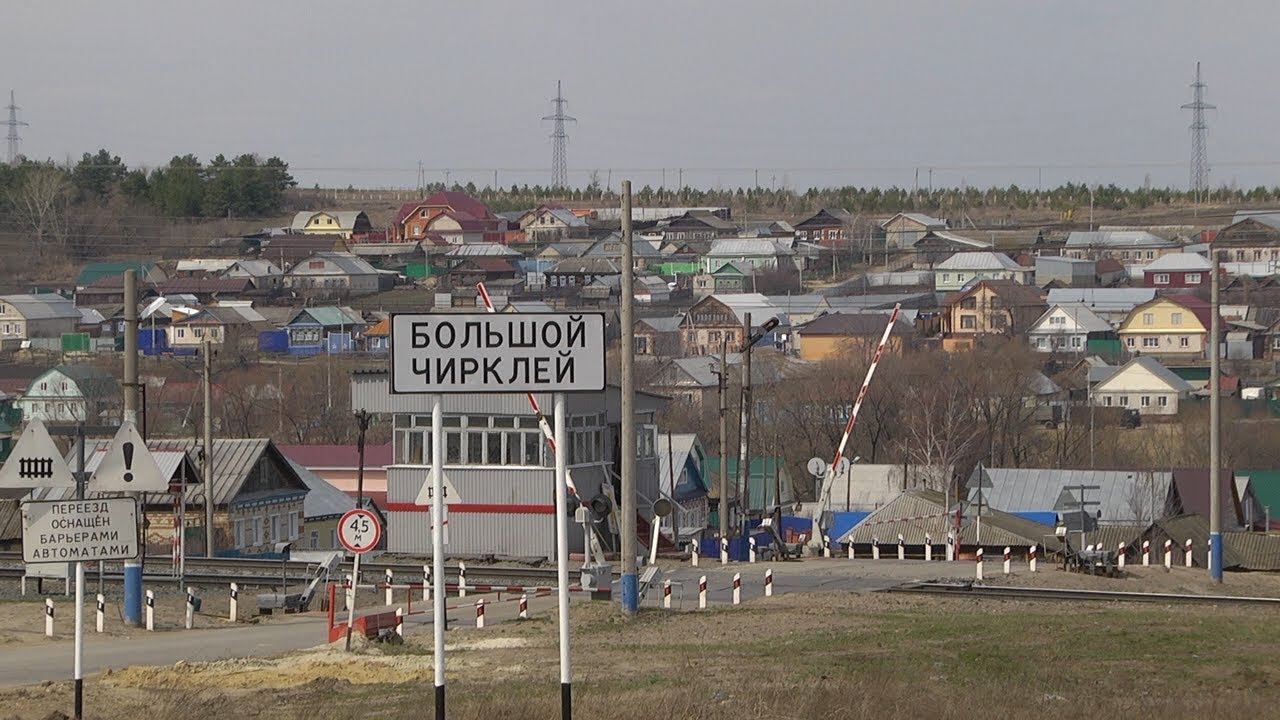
[1036,337,1047,348]
[309,261,324,269]
[1049,316,1065,325]
[1071,336,1082,348]
[1142,313,1154,326]
[1146,251,1154,260]
[634,336,650,354]
[1141,396,1151,407]
[1143,337,1159,348]
[1125,337,1136,347]
[177,329,185,338]
[1103,395,1113,407]
[990,314,1008,329]
[1186,273,1201,284]
[1119,396,1129,406]
[1179,336,1190,348]
[961,315,977,329]
[40,382,47,390]
[1122,251,1130,260]
[1153,274,1170,285]
[1171,313,1182,326]
[1273,337,1280,350]
[194,328,204,338]
[942,274,951,284]
[1157,396,1168,407]
[270,514,281,543]
[310,531,319,549]
[253,517,265,545]
[289,512,300,541]
[957,274,966,283]
[234,519,245,547]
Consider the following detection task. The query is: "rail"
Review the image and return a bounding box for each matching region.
[885,581,1280,607]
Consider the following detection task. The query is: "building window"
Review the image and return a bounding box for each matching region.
[309,261,325,269]
[1170,313,1182,326]
[310,531,319,549]
[177,329,185,338]
[1142,313,1154,326]
[1119,396,1129,407]
[1147,251,1154,260]
[1180,336,1190,348]
[270,514,281,544]
[1103,395,1113,406]
[1143,337,1159,348]
[1125,337,1136,347]
[961,315,977,329]
[234,519,245,547]
[634,336,649,354]
[1153,274,1170,285]
[253,517,265,545]
[1049,316,1065,325]
[942,274,951,284]
[1186,273,1201,284]
[1141,396,1151,407]
[1157,396,1168,407]
[1071,336,1082,348]
[1036,337,1047,348]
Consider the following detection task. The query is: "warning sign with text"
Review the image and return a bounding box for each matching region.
[21,498,139,563]
[389,313,607,393]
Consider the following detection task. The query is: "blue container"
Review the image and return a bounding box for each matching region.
[258,330,289,353]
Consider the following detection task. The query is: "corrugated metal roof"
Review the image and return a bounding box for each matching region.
[288,251,379,277]
[935,251,1022,271]
[927,230,990,248]
[1143,252,1211,272]
[1031,304,1114,334]
[1064,231,1178,248]
[706,239,794,257]
[1046,288,1157,313]
[0,294,81,321]
[1094,357,1195,394]
[444,243,521,257]
[1081,525,1145,554]
[970,467,1175,526]
[0,500,20,541]
[841,489,1060,550]
[285,458,355,520]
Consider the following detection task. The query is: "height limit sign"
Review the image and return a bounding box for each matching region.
[389,313,606,393]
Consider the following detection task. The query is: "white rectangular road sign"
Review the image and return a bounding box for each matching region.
[389,313,606,393]
[21,498,139,563]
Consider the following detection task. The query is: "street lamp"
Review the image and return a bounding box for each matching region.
[736,315,781,536]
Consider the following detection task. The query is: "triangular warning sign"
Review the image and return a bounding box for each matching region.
[89,421,169,492]
[414,471,462,505]
[0,418,76,489]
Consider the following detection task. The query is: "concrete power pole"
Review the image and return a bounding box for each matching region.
[202,338,215,557]
[737,313,753,534]
[718,338,729,547]
[619,180,638,614]
[1209,251,1223,581]
[123,270,142,626]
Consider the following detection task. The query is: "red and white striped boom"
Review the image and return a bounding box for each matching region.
[810,303,902,548]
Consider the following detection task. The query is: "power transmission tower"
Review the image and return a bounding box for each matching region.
[1181,62,1215,202]
[5,90,28,165]
[543,80,576,189]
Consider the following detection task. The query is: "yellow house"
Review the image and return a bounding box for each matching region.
[794,312,912,361]
[1117,295,1209,359]
[289,211,373,239]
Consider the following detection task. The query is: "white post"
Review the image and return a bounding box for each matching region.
[897,534,905,560]
[475,599,485,629]
[396,607,404,637]
[662,579,672,609]
[519,594,529,619]
[185,586,195,630]
[925,534,933,562]
[45,598,54,638]
[846,542,854,560]
[96,593,105,633]
[732,572,741,605]
[749,537,757,563]
[975,548,984,581]
[1142,540,1151,567]
[229,582,239,622]
[872,538,880,561]
[691,548,699,567]
[1003,547,1011,575]
[720,537,729,564]
[698,575,707,609]
[946,534,955,562]
[823,535,831,558]
[1118,543,1126,569]
[385,568,394,606]
[145,590,154,631]
[423,565,431,602]
[1164,539,1173,570]
[458,561,467,598]
[345,556,361,643]
[1029,545,1038,573]
[1185,538,1193,568]
[764,568,773,597]
[430,393,446,711]
[552,393,573,707]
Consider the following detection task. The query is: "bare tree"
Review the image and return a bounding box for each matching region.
[8,167,72,259]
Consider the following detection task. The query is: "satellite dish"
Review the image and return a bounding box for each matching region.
[653,498,674,519]
[835,457,851,476]
[807,457,827,478]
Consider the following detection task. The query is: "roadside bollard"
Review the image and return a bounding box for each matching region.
[975,548,984,581]
[1142,540,1151,567]
[925,534,933,562]
[1185,539,1193,568]
[691,548,699,567]
[423,565,431,602]
[698,576,707,609]
[897,534,905,561]
[749,537,757,563]
[1029,545,1037,573]
[519,593,528,619]
[475,599,485,629]
[385,569,395,606]
[732,573,741,605]
[185,586,196,630]
[872,537,880,561]
[1118,543,1126,569]
[229,583,239,622]
[45,598,54,638]
[145,590,155,631]
[1164,540,1173,570]
[396,607,404,637]
[1003,547,1011,575]
[847,542,854,560]
[824,535,832,559]
[721,538,729,564]
[458,562,468,598]
[96,593,105,633]
[662,580,673,609]
[345,573,354,611]
[764,568,773,597]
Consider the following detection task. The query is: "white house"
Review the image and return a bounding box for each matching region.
[1090,356,1194,416]
[934,252,1032,292]
[0,294,81,342]
[282,252,381,296]
[17,365,120,424]
[1027,303,1113,354]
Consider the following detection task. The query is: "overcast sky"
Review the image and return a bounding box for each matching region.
[6,1,1280,191]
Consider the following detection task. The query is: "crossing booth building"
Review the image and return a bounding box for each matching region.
[351,369,666,560]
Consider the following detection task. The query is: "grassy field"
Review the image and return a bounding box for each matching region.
[6,592,1280,719]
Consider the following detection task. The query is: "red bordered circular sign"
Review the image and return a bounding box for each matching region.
[338,508,382,554]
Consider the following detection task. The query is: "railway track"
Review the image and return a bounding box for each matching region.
[886,581,1280,607]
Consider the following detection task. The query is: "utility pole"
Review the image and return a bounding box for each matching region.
[1209,250,1222,581]
[202,337,215,557]
[619,180,638,615]
[717,338,729,545]
[5,91,27,165]
[543,80,576,189]
[737,313,753,533]
[1182,62,1215,203]
[123,270,142,627]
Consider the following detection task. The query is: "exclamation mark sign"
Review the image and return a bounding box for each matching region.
[123,442,135,483]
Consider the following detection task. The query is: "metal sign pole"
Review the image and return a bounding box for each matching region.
[343,552,361,651]
[432,393,446,717]
[554,393,572,719]
[73,426,85,720]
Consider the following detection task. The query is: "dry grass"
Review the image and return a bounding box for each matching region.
[3,592,1280,719]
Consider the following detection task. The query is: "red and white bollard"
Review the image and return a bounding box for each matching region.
[764,568,774,597]
[975,548,985,580]
[662,579,672,609]
[45,598,53,638]
[1185,538,1193,568]
[924,534,933,562]
[145,590,155,631]
[96,593,105,633]
[691,548,699,567]
[519,593,529,619]
[1002,547,1011,576]
[1142,540,1151,567]
[423,565,431,602]
[1029,545,1038,573]
[385,569,394,606]
[458,562,468,598]
[846,541,854,560]
[732,573,741,605]
[1117,543,1126,569]
[823,535,832,559]
[872,538,881,560]
[749,537,757,564]
[395,607,404,637]
[698,575,707,609]
[230,582,239,622]
[720,537,729,564]
[897,534,905,561]
[1164,539,1173,570]
[475,599,485,629]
